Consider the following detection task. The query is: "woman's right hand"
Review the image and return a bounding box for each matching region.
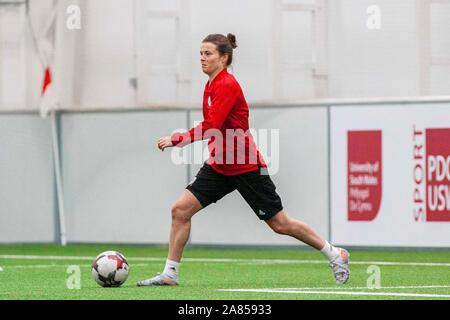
[157,136,174,152]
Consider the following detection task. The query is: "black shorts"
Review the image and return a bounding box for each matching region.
[186,163,283,221]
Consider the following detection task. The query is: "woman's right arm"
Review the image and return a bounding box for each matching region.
[170,81,238,148]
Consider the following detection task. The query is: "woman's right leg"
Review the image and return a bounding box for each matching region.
[137,163,233,286]
[137,190,202,286]
[168,189,203,262]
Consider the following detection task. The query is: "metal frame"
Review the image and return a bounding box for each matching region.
[430,0,450,66]
[51,110,66,246]
[0,0,27,5]
[272,0,328,100]
[417,0,450,95]
[0,0,27,110]
[1,96,450,115]
[134,0,191,105]
[417,0,431,95]
[326,104,332,241]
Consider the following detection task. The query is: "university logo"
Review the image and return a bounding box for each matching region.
[347,131,382,221]
[413,126,450,222]
[425,128,450,221]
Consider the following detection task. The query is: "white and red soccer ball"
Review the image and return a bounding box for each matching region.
[91,251,130,287]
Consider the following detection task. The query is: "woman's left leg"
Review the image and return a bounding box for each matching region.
[265,210,325,250]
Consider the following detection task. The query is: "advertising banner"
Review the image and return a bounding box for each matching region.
[331,104,450,247]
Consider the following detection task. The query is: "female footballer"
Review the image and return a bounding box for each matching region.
[137,34,350,286]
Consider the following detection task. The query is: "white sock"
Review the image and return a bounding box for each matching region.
[320,241,340,261]
[163,259,179,278]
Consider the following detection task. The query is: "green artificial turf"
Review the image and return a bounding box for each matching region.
[1,244,449,300]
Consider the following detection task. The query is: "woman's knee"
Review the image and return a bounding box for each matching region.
[267,212,291,235]
[171,193,201,222]
[171,203,191,221]
[271,222,290,235]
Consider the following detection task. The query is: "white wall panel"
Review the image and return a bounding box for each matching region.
[189,0,273,103]
[77,0,136,108]
[328,0,420,98]
[0,114,55,242]
[60,111,187,243]
[430,3,450,95]
[0,5,26,109]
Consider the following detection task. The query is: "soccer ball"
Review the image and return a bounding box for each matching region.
[91,251,130,287]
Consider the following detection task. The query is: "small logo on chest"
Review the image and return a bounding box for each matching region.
[207,96,212,108]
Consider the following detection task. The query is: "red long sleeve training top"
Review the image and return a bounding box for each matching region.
[171,68,266,176]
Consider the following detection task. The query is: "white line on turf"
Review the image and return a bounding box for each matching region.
[3,264,61,269]
[221,285,450,291]
[218,288,450,298]
[0,255,157,261]
[1,255,450,267]
[0,263,157,269]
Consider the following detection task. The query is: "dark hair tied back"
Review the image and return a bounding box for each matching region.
[227,33,237,49]
[203,33,237,66]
